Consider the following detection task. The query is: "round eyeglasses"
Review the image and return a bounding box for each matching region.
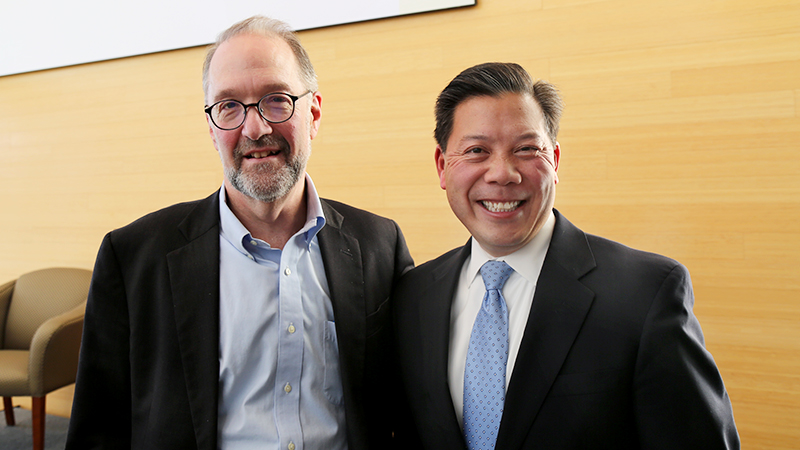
[204,91,312,130]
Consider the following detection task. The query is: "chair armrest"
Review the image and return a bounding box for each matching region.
[28,300,87,396]
[0,280,14,347]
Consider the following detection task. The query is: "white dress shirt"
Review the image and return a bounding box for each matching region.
[217,175,347,450]
[448,211,556,428]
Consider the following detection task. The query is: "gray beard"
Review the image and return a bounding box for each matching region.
[225,135,307,203]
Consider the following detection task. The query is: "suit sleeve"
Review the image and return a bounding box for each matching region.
[66,233,133,449]
[386,221,426,449]
[392,220,414,281]
[633,263,740,449]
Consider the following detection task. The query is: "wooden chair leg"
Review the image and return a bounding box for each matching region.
[3,397,15,426]
[32,396,45,450]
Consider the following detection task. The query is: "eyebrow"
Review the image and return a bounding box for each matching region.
[458,132,546,145]
[211,83,294,102]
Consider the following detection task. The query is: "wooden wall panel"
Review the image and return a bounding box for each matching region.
[1,0,798,447]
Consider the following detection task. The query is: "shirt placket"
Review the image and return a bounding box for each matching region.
[275,238,304,450]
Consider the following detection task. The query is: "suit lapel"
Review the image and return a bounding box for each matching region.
[317,200,367,443]
[497,211,597,450]
[423,245,472,447]
[167,193,221,450]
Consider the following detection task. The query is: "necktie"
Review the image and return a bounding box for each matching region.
[463,260,514,450]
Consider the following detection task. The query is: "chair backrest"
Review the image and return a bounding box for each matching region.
[3,268,93,350]
[0,279,14,347]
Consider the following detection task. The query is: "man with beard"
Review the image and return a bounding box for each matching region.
[66,16,413,450]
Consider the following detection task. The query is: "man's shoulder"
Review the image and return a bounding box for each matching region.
[396,245,465,290]
[412,246,465,272]
[554,210,681,271]
[320,198,400,236]
[563,223,689,291]
[107,193,217,245]
[584,232,681,272]
[321,198,391,222]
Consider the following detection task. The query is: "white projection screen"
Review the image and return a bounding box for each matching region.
[0,0,475,77]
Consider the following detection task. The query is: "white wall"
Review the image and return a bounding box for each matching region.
[0,0,473,76]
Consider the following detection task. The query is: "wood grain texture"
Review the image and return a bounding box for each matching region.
[1,0,798,447]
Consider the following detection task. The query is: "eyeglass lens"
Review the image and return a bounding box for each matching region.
[211,93,296,129]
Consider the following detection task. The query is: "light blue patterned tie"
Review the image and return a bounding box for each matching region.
[463,260,514,450]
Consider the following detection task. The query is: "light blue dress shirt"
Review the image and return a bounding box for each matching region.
[217,176,347,450]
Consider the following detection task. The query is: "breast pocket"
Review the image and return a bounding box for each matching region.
[324,320,344,405]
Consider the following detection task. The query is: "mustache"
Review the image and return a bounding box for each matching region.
[234,135,290,157]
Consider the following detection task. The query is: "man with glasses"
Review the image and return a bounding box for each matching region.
[67,16,413,450]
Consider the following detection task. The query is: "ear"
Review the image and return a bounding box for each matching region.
[309,91,322,139]
[553,141,561,185]
[435,145,447,190]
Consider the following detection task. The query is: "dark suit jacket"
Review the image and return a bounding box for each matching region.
[66,191,413,450]
[393,210,739,449]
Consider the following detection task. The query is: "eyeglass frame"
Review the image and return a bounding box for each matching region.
[204,90,313,130]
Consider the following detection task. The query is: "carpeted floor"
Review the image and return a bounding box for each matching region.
[0,407,69,450]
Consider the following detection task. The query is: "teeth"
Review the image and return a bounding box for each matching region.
[247,151,279,159]
[482,201,521,212]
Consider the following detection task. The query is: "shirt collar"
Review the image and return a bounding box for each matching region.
[218,173,326,252]
[299,174,327,245]
[466,210,556,288]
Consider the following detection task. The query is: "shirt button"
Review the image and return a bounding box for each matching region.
[284,383,292,393]
[288,324,296,334]
[288,442,296,450]
[250,240,257,246]
[247,254,255,260]
[284,267,291,276]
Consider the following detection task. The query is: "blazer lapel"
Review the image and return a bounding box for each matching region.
[497,210,597,450]
[167,193,221,450]
[317,200,368,443]
[422,244,472,448]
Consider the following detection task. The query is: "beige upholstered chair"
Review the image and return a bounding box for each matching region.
[0,267,92,450]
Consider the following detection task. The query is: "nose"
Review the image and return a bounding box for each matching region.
[240,105,273,140]
[484,154,522,185]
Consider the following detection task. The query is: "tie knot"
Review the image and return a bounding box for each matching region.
[480,260,514,291]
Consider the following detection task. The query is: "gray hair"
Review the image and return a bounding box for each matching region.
[202,15,318,101]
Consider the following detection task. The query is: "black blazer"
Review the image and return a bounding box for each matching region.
[393,210,739,449]
[66,191,413,450]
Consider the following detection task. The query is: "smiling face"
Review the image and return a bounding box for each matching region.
[436,93,560,257]
[205,33,321,203]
